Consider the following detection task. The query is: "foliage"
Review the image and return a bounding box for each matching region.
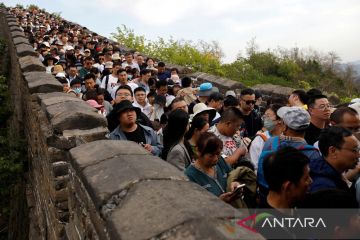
[111,25,359,99]
[26,4,39,11]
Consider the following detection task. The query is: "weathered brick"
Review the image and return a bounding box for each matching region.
[19,56,45,72]
[15,43,37,57]
[23,71,63,93]
[13,36,29,46]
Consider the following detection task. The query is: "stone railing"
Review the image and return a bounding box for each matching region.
[0,7,260,240]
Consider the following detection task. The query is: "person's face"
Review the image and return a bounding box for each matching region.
[335,136,360,171]
[96,94,104,105]
[135,91,146,104]
[119,109,137,126]
[125,54,133,63]
[225,119,243,137]
[288,94,297,106]
[200,147,222,167]
[137,56,144,64]
[147,59,154,66]
[85,78,96,90]
[115,89,133,104]
[194,123,210,140]
[172,100,188,113]
[157,66,165,73]
[148,96,155,105]
[338,113,360,133]
[84,60,92,69]
[288,165,312,205]
[141,73,151,82]
[240,94,256,112]
[113,64,121,74]
[157,86,168,96]
[71,83,81,90]
[68,67,77,77]
[118,72,128,84]
[98,55,105,63]
[309,98,331,121]
[173,85,181,95]
[209,100,223,111]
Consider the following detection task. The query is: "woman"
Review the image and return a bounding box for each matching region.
[162,109,192,171]
[185,116,209,161]
[185,132,242,203]
[249,104,284,172]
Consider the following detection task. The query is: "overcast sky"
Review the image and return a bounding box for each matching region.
[3,0,360,63]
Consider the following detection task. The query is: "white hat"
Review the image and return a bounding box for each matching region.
[190,103,216,122]
[225,90,236,98]
[104,61,113,69]
[112,53,121,60]
[55,72,66,78]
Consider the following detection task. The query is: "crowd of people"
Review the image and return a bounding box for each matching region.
[11,6,360,239]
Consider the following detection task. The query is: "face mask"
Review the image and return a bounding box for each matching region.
[263,118,276,131]
[74,87,81,94]
[128,75,133,80]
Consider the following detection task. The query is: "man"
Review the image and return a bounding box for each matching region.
[136,54,147,70]
[305,95,331,145]
[100,62,122,94]
[255,147,312,239]
[176,76,197,105]
[156,61,171,81]
[207,92,224,125]
[110,69,138,99]
[135,69,152,93]
[188,82,213,114]
[257,107,321,202]
[311,126,359,196]
[67,65,80,83]
[133,87,153,119]
[239,88,262,138]
[155,80,173,103]
[169,97,188,113]
[83,73,97,92]
[121,52,140,71]
[208,107,248,166]
[288,89,308,109]
[79,56,93,78]
[109,100,162,156]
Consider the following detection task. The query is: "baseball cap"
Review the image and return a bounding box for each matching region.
[277,106,310,130]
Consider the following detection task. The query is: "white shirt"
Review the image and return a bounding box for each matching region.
[249,131,271,172]
[110,82,139,99]
[133,101,153,119]
[100,74,119,93]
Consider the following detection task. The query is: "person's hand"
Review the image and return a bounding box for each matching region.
[143,144,153,153]
[219,192,238,203]
[236,146,247,157]
[230,181,241,191]
[242,137,252,148]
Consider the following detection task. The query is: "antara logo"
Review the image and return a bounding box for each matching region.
[261,217,326,228]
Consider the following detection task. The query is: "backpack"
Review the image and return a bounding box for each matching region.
[257,136,318,190]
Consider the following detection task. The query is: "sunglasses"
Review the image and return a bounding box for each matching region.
[242,99,256,105]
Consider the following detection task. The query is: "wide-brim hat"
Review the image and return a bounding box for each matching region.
[114,100,141,116]
[190,103,216,122]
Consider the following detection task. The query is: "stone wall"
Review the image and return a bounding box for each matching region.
[0,8,260,240]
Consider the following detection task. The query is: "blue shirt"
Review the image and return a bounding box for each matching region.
[185,157,231,197]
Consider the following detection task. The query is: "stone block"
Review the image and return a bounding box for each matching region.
[106,180,238,240]
[47,135,77,150]
[11,31,25,38]
[37,92,83,108]
[8,21,19,27]
[15,43,37,57]
[62,127,108,143]
[80,154,186,206]
[13,36,29,46]
[9,25,22,33]
[19,56,45,72]
[69,140,150,170]
[23,71,63,93]
[253,84,294,99]
[53,161,69,177]
[47,147,68,163]
[45,101,107,133]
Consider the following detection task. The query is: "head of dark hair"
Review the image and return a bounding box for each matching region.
[240,88,255,97]
[158,61,165,67]
[306,88,322,98]
[330,107,358,125]
[181,77,192,88]
[156,80,168,89]
[124,52,132,57]
[170,67,179,74]
[162,109,189,160]
[84,73,96,82]
[134,86,146,95]
[307,94,328,108]
[223,96,239,107]
[169,97,185,110]
[220,107,243,123]
[84,56,93,62]
[83,88,97,101]
[140,69,151,76]
[292,89,309,104]
[70,78,81,86]
[208,92,224,102]
[115,85,133,97]
[90,67,99,75]
[96,87,106,96]
[185,115,208,140]
[117,68,126,75]
[265,104,284,120]
[196,132,223,157]
[263,146,310,192]
[318,126,353,157]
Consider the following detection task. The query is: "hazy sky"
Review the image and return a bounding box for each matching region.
[3,0,360,63]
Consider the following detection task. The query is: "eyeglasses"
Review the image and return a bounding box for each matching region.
[241,98,256,105]
[117,93,131,97]
[339,147,360,154]
[313,104,331,111]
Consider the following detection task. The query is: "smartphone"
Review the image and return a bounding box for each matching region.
[231,184,246,196]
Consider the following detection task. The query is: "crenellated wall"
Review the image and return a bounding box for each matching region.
[0,8,261,240]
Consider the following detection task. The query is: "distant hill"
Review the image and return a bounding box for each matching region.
[349,60,360,76]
